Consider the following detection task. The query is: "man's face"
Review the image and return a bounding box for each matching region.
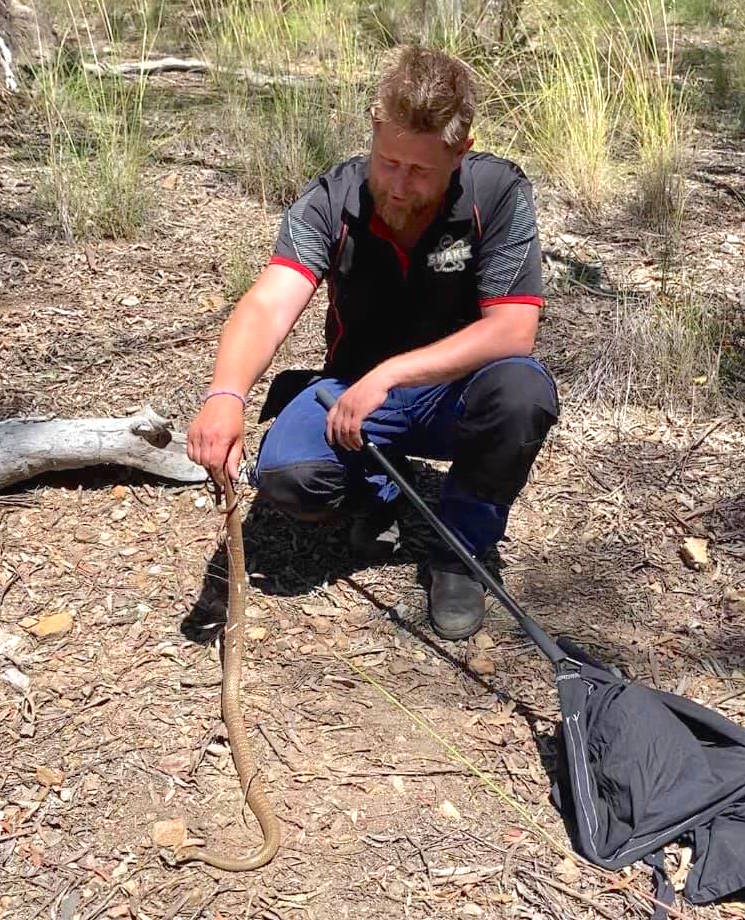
[368,119,472,232]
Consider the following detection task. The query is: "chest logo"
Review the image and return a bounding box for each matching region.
[427,234,472,273]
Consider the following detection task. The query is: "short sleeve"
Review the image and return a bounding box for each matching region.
[270,178,334,289]
[475,175,544,310]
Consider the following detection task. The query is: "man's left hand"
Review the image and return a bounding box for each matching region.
[325,370,391,451]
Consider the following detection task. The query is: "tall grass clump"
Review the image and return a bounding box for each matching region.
[580,291,731,410]
[194,2,373,205]
[617,0,689,236]
[191,0,348,82]
[484,15,617,208]
[481,0,689,221]
[38,1,153,239]
[670,0,733,26]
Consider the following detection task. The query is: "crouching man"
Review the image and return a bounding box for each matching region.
[187,45,559,641]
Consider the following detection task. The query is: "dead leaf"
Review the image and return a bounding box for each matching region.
[301,604,339,618]
[28,611,73,638]
[388,655,412,675]
[670,845,693,891]
[468,653,495,676]
[472,630,495,650]
[160,172,181,191]
[150,818,186,848]
[439,799,461,821]
[680,537,709,571]
[462,905,483,917]
[111,486,128,501]
[157,752,191,775]
[36,766,64,787]
[724,589,745,616]
[120,295,140,308]
[555,855,581,884]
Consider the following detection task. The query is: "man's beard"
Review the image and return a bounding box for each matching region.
[368,174,435,232]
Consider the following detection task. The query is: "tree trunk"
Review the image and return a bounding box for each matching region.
[0,0,55,93]
[0,406,208,489]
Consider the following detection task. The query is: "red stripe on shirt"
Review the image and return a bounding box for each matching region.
[369,213,411,277]
[479,294,545,310]
[326,222,349,364]
[269,255,319,288]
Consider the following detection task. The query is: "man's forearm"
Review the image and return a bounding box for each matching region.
[209,297,284,396]
[376,306,538,389]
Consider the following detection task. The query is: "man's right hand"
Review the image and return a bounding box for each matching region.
[187,396,245,484]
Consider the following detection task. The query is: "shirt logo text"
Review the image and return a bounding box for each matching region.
[427,235,472,273]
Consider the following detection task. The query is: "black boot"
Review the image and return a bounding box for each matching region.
[428,557,486,641]
[349,498,401,561]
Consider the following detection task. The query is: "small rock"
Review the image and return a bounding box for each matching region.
[680,537,709,571]
[0,629,24,657]
[110,508,127,522]
[462,904,483,917]
[19,616,37,629]
[389,775,405,794]
[28,611,73,638]
[206,742,230,757]
[468,653,496,676]
[194,495,207,509]
[246,626,267,641]
[120,295,140,307]
[571,563,582,574]
[107,904,129,918]
[150,818,186,848]
[2,667,30,693]
[111,485,128,501]
[439,799,461,821]
[36,766,65,787]
[59,787,73,802]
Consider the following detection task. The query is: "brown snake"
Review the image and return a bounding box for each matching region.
[178,472,281,870]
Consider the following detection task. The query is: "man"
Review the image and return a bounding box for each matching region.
[187,45,559,641]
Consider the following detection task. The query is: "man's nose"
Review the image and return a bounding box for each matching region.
[391,168,409,197]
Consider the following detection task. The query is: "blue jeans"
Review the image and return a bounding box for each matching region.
[251,357,559,559]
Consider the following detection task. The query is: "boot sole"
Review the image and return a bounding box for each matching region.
[430,610,486,642]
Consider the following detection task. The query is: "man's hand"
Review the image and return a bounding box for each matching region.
[325,370,391,451]
[187,396,245,484]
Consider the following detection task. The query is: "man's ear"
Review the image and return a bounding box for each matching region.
[452,136,474,167]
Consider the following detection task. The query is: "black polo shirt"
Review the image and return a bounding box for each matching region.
[270,151,543,381]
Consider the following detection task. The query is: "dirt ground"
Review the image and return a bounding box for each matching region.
[1,71,745,920]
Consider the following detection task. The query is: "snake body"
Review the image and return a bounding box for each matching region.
[179,475,280,870]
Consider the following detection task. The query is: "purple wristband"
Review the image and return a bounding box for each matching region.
[203,389,246,407]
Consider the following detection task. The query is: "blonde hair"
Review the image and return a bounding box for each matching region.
[370,45,476,148]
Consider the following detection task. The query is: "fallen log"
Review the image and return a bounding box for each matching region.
[81,56,312,88]
[0,405,208,489]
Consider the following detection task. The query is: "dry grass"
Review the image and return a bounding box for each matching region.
[37,1,154,240]
[577,289,733,410]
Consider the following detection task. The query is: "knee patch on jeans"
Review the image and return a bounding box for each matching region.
[459,360,559,438]
[453,360,559,505]
[257,461,346,521]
